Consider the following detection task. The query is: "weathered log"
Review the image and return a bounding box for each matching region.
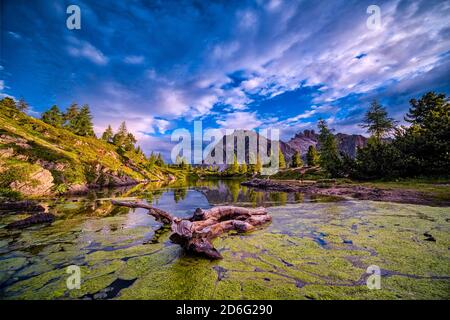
[111,201,271,259]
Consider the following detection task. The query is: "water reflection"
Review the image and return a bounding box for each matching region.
[40,178,342,221]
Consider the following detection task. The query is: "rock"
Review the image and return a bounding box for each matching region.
[423,232,436,242]
[0,135,31,148]
[67,184,89,194]
[36,160,67,172]
[10,167,54,196]
[6,213,55,229]
[0,148,14,158]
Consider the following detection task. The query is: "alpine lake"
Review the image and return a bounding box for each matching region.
[0,179,449,300]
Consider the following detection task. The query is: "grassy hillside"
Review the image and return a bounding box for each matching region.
[0,105,183,198]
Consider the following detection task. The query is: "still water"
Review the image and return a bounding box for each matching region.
[0,179,449,299]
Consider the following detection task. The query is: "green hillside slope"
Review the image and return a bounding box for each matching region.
[0,103,180,198]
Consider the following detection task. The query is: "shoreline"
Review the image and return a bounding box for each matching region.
[241,178,450,207]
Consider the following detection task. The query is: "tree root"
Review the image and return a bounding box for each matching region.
[111,200,271,259]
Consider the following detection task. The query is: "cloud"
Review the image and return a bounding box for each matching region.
[124,55,145,64]
[8,31,21,39]
[67,37,108,65]
[216,111,263,130]
[3,0,450,154]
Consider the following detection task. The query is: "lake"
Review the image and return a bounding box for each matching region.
[0,179,449,299]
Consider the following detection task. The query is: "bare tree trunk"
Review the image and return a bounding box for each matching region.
[111,200,271,259]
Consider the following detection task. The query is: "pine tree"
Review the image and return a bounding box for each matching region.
[147,152,157,168]
[113,121,128,146]
[101,125,114,142]
[396,92,450,175]
[317,119,342,177]
[255,154,262,174]
[0,97,16,110]
[16,98,29,113]
[231,154,239,174]
[306,145,319,166]
[240,162,248,174]
[64,103,79,130]
[291,151,303,168]
[41,105,64,127]
[279,148,286,169]
[73,104,94,136]
[155,153,165,166]
[136,145,143,157]
[360,100,396,140]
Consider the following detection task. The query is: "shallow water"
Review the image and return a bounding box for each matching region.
[0,179,449,299]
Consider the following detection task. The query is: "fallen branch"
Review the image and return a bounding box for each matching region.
[111,201,271,259]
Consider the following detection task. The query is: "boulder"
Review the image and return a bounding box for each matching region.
[10,167,54,196]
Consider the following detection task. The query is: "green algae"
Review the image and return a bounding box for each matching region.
[0,186,449,300]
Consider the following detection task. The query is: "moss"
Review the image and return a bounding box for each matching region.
[0,188,23,200]
[0,192,449,299]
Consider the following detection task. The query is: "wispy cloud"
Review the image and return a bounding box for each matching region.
[124,55,145,64]
[67,37,108,65]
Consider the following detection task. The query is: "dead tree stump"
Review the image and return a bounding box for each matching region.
[111,200,271,259]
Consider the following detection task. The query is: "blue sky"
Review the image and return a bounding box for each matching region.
[1,0,449,159]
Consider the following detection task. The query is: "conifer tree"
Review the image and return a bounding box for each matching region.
[41,105,64,127]
[279,148,286,169]
[317,119,342,177]
[291,151,303,168]
[101,125,114,142]
[306,145,319,166]
[73,104,94,136]
[64,103,79,130]
[360,100,396,140]
[16,98,29,113]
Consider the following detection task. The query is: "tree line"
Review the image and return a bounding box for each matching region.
[41,103,94,136]
[316,92,449,179]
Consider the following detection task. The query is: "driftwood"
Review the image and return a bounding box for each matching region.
[111,200,271,259]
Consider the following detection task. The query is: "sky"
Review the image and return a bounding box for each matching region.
[1,0,449,160]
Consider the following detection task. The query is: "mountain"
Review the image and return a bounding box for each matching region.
[204,129,367,167]
[0,105,180,197]
[203,130,295,167]
[286,129,367,159]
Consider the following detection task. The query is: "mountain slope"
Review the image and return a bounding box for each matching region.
[0,106,179,197]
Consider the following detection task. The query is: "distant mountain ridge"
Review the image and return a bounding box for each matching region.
[286,130,368,159]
